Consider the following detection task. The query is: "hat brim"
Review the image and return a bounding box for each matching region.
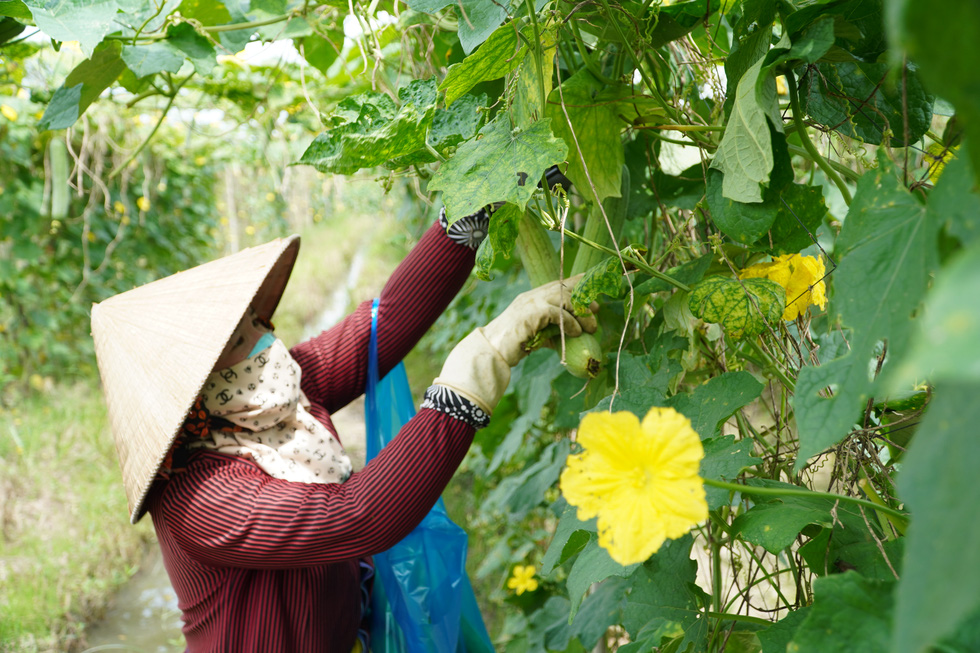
[92,236,300,523]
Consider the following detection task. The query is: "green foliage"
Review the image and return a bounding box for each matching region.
[5,0,980,650]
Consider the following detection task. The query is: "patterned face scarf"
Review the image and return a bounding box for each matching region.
[189,338,353,484]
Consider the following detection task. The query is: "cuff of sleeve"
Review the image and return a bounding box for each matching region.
[421,385,492,430]
[438,206,491,251]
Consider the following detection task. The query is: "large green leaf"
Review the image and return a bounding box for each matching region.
[567,534,638,618]
[730,481,848,553]
[799,61,933,146]
[688,275,786,340]
[545,69,625,203]
[454,0,508,54]
[428,114,567,221]
[665,371,763,440]
[931,154,980,247]
[711,56,777,203]
[120,42,184,78]
[24,0,121,56]
[297,79,440,175]
[892,243,980,385]
[567,577,629,650]
[790,573,894,652]
[0,1,32,20]
[622,535,708,652]
[794,157,938,469]
[167,22,216,76]
[570,256,625,314]
[645,0,719,49]
[541,502,595,574]
[892,382,980,653]
[889,0,980,184]
[38,40,125,130]
[758,607,810,653]
[439,23,526,106]
[787,0,886,63]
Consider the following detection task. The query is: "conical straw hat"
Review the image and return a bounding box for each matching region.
[91,235,300,523]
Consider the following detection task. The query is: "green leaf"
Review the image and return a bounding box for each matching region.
[731,490,840,554]
[24,0,120,56]
[790,572,894,653]
[0,1,33,20]
[474,203,520,281]
[787,0,886,63]
[758,607,810,653]
[567,534,638,619]
[297,79,439,175]
[405,0,452,12]
[511,23,555,130]
[591,347,677,418]
[167,22,216,76]
[440,23,526,106]
[38,40,125,130]
[932,154,980,247]
[571,256,624,314]
[645,0,719,49]
[666,370,763,440]
[622,535,708,652]
[541,502,595,574]
[0,15,24,44]
[688,275,786,340]
[454,0,508,54]
[763,15,835,68]
[794,157,938,469]
[700,435,762,509]
[428,114,567,221]
[568,577,629,649]
[892,243,980,385]
[120,42,184,78]
[799,61,933,146]
[545,69,625,203]
[890,0,980,184]
[711,56,777,203]
[892,382,980,653]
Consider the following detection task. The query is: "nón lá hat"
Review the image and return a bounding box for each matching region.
[91,235,300,523]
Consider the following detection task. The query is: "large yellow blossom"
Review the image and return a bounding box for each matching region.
[506,565,538,595]
[560,407,708,566]
[739,253,827,321]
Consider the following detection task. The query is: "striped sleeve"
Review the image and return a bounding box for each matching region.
[290,220,475,414]
[159,408,474,568]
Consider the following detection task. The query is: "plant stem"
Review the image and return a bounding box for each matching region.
[744,339,796,392]
[786,144,862,183]
[704,611,771,627]
[702,478,910,525]
[786,71,853,205]
[559,228,691,292]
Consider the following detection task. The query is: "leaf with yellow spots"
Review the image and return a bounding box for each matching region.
[688,275,785,340]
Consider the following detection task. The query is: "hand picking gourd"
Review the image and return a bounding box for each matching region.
[515,209,603,379]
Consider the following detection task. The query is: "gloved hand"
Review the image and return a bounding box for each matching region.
[433,275,597,415]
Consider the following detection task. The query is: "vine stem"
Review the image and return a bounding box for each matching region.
[559,227,691,292]
[744,338,796,392]
[704,611,772,627]
[786,71,853,205]
[109,75,193,180]
[701,478,910,525]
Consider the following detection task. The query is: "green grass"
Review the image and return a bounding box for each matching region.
[0,383,154,652]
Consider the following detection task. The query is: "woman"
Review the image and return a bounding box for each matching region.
[91,205,595,652]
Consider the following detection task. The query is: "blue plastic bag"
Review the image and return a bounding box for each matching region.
[365,299,495,653]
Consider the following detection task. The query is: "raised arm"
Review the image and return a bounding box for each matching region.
[290,219,475,414]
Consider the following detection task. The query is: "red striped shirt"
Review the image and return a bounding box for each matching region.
[148,222,477,652]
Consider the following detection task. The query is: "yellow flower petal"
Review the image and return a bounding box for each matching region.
[136,196,150,212]
[560,407,708,565]
[1,104,18,122]
[740,254,827,320]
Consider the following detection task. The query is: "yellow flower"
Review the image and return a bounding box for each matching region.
[265,192,276,202]
[775,75,788,96]
[739,253,827,321]
[560,408,708,566]
[506,565,538,595]
[136,196,150,212]
[1,104,17,121]
[245,225,256,236]
[113,201,126,214]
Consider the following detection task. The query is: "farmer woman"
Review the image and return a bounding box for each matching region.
[91,200,594,652]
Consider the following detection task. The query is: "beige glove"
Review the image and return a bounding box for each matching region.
[433,275,598,415]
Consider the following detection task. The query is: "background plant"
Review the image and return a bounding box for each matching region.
[2,0,979,652]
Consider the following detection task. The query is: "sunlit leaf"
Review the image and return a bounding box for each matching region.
[428,114,567,221]
[23,0,121,56]
[546,69,625,203]
[688,275,785,340]
[711,56,777,203]
[571,256,624,314]
[121,42,184,78]
[39,40,125,130]
[167,22,216,76]
[455,0,507,54]
[440,22,526,106]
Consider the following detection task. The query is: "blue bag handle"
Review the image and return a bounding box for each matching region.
[365,299,495,653]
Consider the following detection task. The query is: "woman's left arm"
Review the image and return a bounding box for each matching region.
[290,216,479,414]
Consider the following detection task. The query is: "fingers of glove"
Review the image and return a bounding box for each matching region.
[539,304,585,338]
